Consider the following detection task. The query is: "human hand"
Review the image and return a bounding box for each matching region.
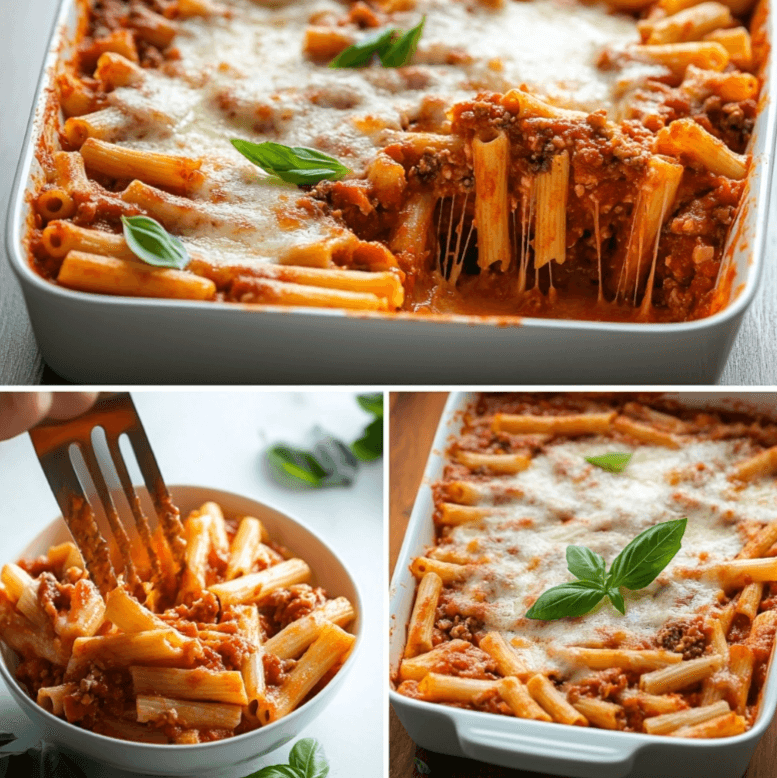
[0,392,99,442]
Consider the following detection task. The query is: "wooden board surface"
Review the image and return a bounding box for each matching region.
[388,391,777,778]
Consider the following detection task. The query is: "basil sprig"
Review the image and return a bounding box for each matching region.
[329,17,425,68]
[526,518,687,621]
[351,392,383,462]
[245,738,328,778]
[121,215,189,270]
[585,452,632,473]
[230,140,350,185]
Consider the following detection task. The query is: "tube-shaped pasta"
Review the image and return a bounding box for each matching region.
[612,416,680,448]
[493,412,615,436]
[572,698,624,730]
[473,132,511,271]
[79,138,204,193]
[410,557,470,583]
[628,42,730,74]
[640,2,733,45]
[704,26,752,69]
[499,677,553,721]
[130,666,248,705]
[527,675,588,726]
[640,655,723,694]
[480,632,530,679]
[208,559,311,605]
[533,150,569,268]
[136,695,242,729]
[58,252,217,301]
[41,222,135,260]
[643,700,730,734]
[454,450,531,474]
[418,673,501,703]
[437,503,492,526]
[404,572,443,658]
[557,647,683,672]
[654,118,748,179]
[398,640,472,682]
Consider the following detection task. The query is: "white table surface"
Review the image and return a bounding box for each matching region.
[0,390,385,777]
[1,0,777,386]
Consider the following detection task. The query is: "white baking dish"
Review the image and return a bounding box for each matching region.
[0,485,362,777]
[389,392,777,778]
[4,0,776,384]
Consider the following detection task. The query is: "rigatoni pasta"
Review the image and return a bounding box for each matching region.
[395,393,777,738]
[0,501,355,744]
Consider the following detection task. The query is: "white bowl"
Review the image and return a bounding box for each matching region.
[0,485,362,777]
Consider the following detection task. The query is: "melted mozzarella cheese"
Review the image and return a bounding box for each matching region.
[443,435,767,677]
[102,0,646,269]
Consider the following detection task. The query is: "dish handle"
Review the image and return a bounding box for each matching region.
[456,719,641,778]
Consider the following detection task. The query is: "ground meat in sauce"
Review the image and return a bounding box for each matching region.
[657,618,707,660]
[264,584,327,629]
[263,652,296,687]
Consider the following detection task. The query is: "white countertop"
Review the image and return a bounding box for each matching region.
[0,390,384,777]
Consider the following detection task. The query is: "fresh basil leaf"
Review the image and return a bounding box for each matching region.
[289,738,329,778]
[266,430,358,488]
[266,445,328,487]
[566,545,606,585]
[231,140,350,185]
[351,417,382,462]
[607,587,626,615]
[525,581,605,621]
[585,452,632,473]
[329,27,396,68]
[247,766,303,778]
[607,518,687,591]
[121,215,189,269]
[310,427,359,485]
[357,393,383,418]
[379,16,425,67]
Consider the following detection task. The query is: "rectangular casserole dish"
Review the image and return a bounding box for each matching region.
[388,391,777,778]
[5,0,777,385]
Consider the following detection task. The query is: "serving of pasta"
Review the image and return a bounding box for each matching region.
[0,500,356,744]
[395,393,777,738]
[25,0,767,323]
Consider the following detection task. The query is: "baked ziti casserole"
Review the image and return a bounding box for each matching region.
[26,0,766,321]
[395,393,777,738]
[0,500,355,743]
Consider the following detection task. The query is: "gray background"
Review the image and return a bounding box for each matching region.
[2,0,776,385]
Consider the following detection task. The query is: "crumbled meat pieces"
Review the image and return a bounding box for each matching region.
[657,618,707,660]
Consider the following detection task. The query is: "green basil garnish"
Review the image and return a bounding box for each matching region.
[526,518,687,621]
[329,17,425,69]
[379,17,425,67]
[121,215,189,270]
[585,452,632,473]
[245,738,329,778]
[329,27,396,68]
[230,140,350,185]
